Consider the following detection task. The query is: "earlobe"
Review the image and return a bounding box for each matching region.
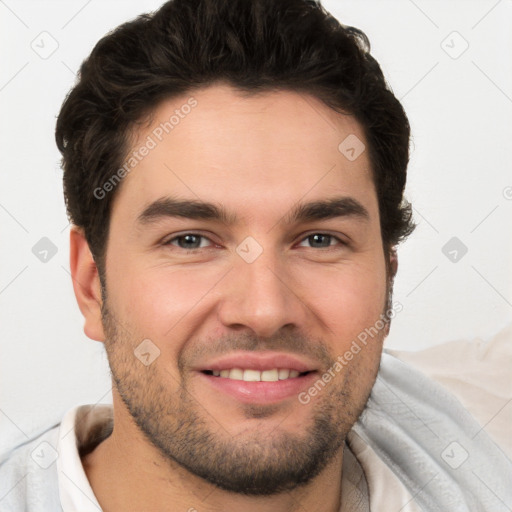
[69,227,105,342]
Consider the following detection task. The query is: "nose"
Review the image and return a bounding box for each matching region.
[216,247,307,339]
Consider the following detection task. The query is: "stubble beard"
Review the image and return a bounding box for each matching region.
[98,272,392,495]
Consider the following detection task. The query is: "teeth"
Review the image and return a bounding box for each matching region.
[243,369,260,381]
[278,369,290,380]
[261,369,279,382]
[228,368,244,380]
[211,368,304,381]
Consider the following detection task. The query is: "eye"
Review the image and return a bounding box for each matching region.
[297,233,346,249]
[164,233,214,250]
[162,232,346,252]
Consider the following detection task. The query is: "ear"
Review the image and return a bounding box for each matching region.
[389,248,398,279]
[383,248,398,338]
[69,227,105,342]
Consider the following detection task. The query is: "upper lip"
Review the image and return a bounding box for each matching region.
[196,351,317,373]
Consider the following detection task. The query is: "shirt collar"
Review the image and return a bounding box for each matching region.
[57,404,112,512]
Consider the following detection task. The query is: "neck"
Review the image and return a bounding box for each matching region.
[81,401,344,512]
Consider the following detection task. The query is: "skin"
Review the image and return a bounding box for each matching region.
[71,83,395,512]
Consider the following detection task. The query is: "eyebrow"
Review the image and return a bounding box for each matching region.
[137,195,370,226]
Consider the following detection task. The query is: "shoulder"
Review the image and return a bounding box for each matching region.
[387,322,512,458]
[0,423,63,512]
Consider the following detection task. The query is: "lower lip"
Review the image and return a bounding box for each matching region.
[197,372,318,404]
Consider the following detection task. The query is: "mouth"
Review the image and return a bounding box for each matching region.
[195,352,319,404]
[202,368,312,381]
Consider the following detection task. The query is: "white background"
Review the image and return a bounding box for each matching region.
[1,0,511,452]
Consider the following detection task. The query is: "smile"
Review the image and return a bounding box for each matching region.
[203,368,310,381]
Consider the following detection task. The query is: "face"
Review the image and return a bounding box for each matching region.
[97,84,390,494]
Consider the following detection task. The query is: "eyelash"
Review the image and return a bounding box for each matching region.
[162,232,348,251]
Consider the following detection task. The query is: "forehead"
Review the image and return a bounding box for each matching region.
[113,84,376,224]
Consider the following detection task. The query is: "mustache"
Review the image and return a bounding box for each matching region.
[179,330,335,371]
[101,302,335,371]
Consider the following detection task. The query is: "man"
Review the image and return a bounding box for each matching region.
[1,0,511,510]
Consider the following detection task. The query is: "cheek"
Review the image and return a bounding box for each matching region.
[304,261,388,347]
[105,235,387,357]
[107,260,222,338]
